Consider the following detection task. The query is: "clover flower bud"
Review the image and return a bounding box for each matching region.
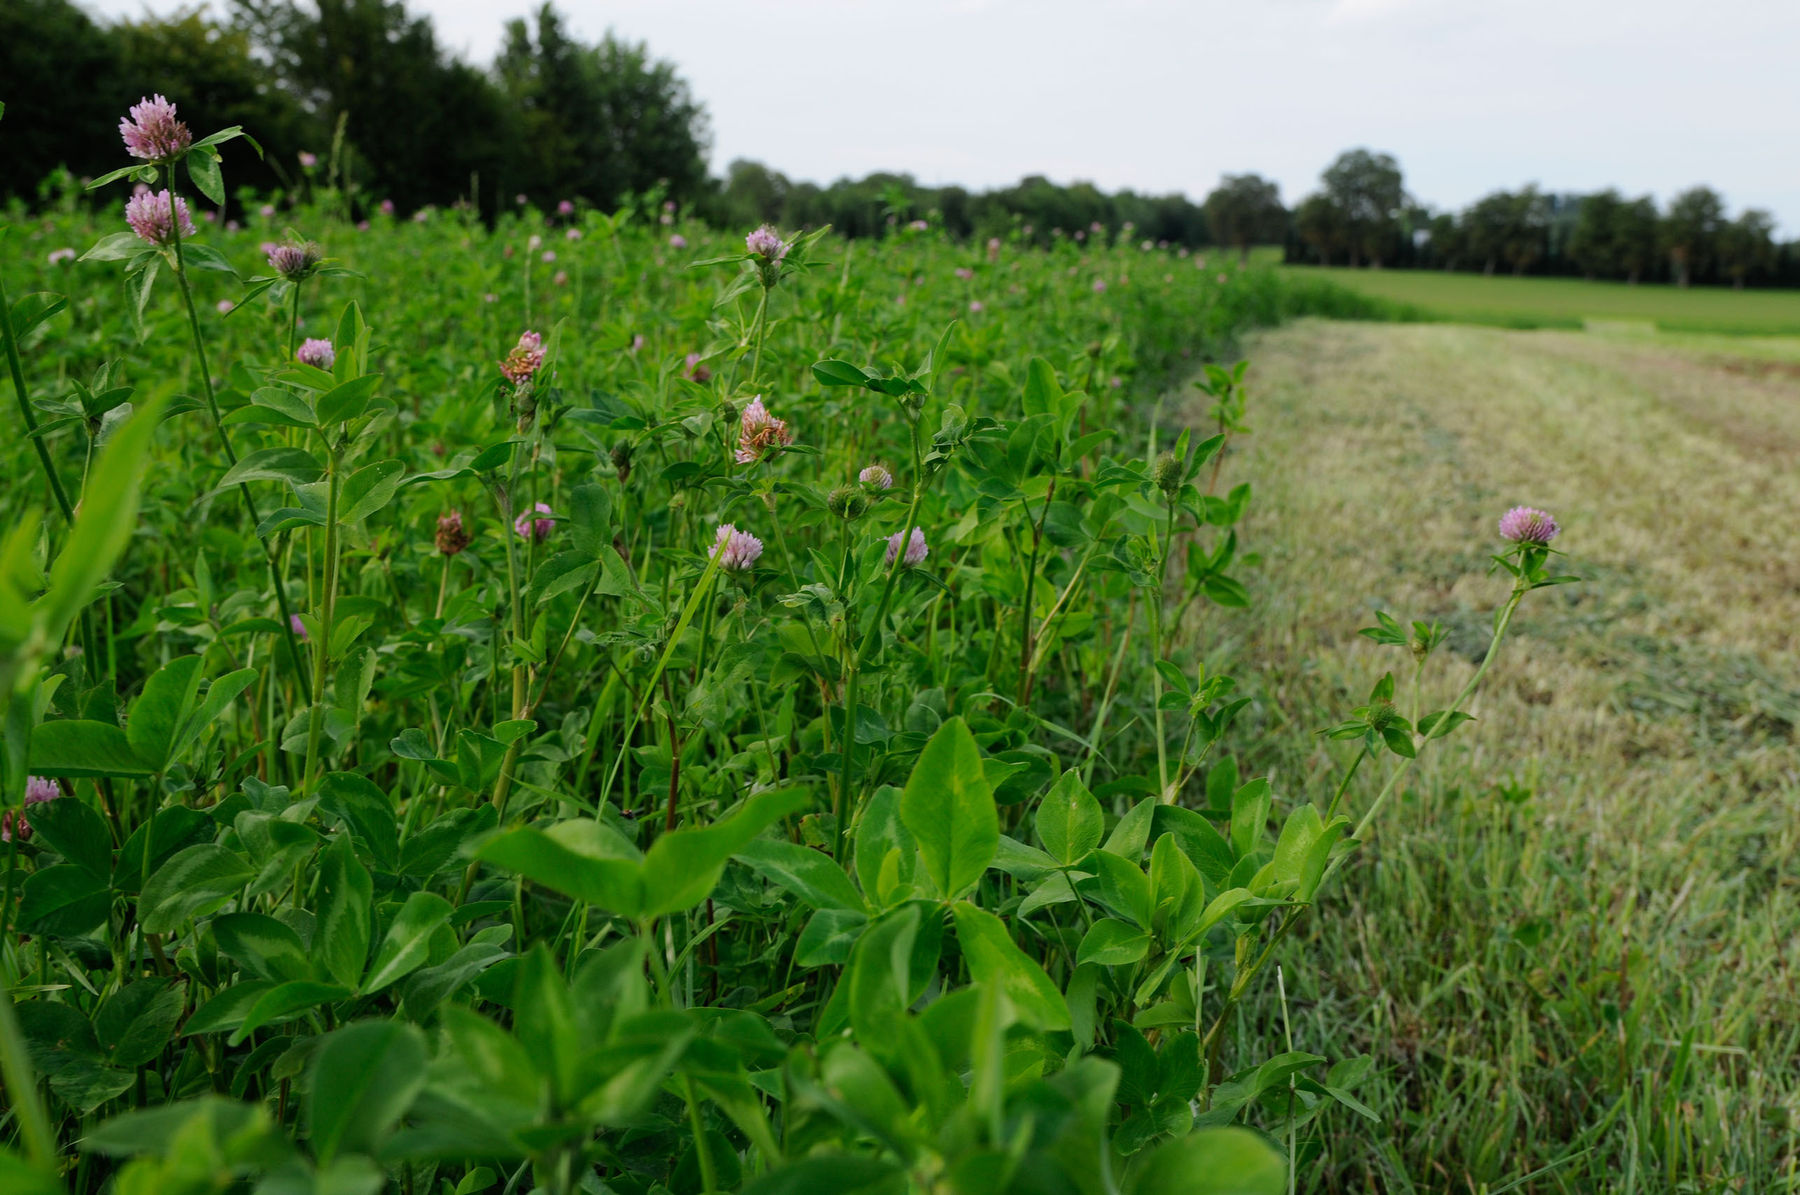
[827,485,868,521]
[858,465,893,491]
[267,239,323,280]
[1152,451,1183,497]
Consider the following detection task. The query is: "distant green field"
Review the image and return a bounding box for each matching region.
[1281,264,1800,335]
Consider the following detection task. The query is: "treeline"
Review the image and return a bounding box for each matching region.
[3,0,707,217]
[1285,149,1796,289]
[5,0,1796,285]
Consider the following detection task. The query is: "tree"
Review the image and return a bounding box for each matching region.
[1718,209,1776,288]
[231,0,523,214]
[1320,148,1403,267]
[1424,211,1465,270]
[1615,197,1662,284]
[1204,174,1285,264]
[0,0,124,202]
[114,10,322,202]
[496,5,710,212]
[1568,189,1625,279]
[1294,193,1347,266]
[1662,186,1725,288]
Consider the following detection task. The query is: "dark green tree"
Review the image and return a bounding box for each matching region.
[1320,148,1404,267]
[496,5,710,211]
[1662,186,1725,288]
[0,0,123,202]
[1718,209,1776,288]
[1204,174,1286,264]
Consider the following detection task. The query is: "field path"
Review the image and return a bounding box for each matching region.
[1215,319,1800,1191]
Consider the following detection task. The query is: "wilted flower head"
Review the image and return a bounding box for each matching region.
[885,527,930,568]
[25,776,59,806]
[709,523,764,571]
[501,330,545,386]
[734,396,793,464]
[745,224,788,261]
[513,502,554,542]
[436,510,471,555]
[858,464,893,490]
[267,238,323,280]
[119,94,192,162]
[1498,506,1560,545]
[0,810,27,843]
[683,352,712,383]
[124,189,195,245]
[297,338,335,369]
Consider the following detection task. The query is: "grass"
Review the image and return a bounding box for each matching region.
[1281,266,1800,336]
[1209,319,1800,1191]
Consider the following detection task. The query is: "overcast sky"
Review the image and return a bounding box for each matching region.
[85,0,1800,232]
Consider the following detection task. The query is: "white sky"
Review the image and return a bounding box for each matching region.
[84,0,1800,233]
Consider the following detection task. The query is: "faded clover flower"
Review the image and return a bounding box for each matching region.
[501,331,546,386]
[735,396,793,464]
[710,523,764,571]
[436,510,471,555]
[1498,506,1560,545]
[119,94,192,162]
[124,189,195,245]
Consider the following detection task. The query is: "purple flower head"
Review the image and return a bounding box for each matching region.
[25,776,59,806]
[298,151,318,168]
[557,199,575,216]
[124,189,196,246]
[541,250,556,263]
[515,193,528,206]
[119,94,192,162]
[217,299,234,314]
[954,266,973,280]
[709,523,764,571]
[858,464,893,491]
[565,227,582,241]
[909,219,928,232]
[513,502,554,542]
[885,527,929,568]
[380,198,395,215]
[501,330,545,386]
[48,248,76,265]
[1091,278,1107,293]
[735,396,793,464]
[267,239,323,280]
[1498,506,1560,545]
[968,300,984,313]
[296,338,335,369]
[290,613,308,641]
[745,224,788,261]
[670,233,688,249]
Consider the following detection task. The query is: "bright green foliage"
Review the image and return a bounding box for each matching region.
[0,109,1569,1193]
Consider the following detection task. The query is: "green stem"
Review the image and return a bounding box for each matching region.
[834,415,927,861]
[300,443,343,791]
[0,266,76,523]
[163,172,311,704]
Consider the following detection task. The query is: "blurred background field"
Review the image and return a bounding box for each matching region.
[1280,265,1800,335]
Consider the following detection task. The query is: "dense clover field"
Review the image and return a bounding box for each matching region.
[1,103,1564,1194]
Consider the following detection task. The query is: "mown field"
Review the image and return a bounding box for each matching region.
[1281,264,1800,335]
[1220,319,1800,1191]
